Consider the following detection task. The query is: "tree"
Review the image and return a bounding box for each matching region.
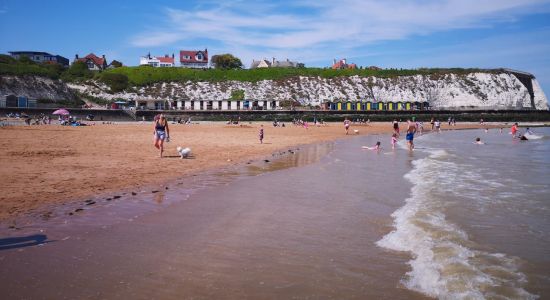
[211,54,243,69]
[61,61,93,81]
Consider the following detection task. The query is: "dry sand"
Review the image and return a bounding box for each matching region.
[0,121,499,220]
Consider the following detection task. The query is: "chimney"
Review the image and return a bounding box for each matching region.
[75,54,79,60]
[148,52,151,59]
[333,58,336,65]
[272,57,275,65]
[102,54,106,60]
[172,53,175,59]
[343,58,346,65]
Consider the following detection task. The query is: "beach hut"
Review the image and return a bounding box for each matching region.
[6,95,17,107]
[396,101,403,110]
[405,102,412,110]
[377,102,384,111]
[336,102,342,111]
[17,96,28,108]
[387,102,395,111]
[346,102,352,111]
[414,101,422,110]
[356,102,362,111]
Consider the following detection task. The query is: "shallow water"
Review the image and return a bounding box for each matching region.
[378,127,550,299]
[1,128,548,299]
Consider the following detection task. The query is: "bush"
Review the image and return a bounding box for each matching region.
[61,61,93,82]
[99,72,129,93]
[230,89,245,100]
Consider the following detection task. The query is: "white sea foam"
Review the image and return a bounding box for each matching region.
[377,149,537,299]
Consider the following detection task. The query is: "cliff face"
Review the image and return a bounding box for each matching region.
[0,75,77,100]
[69,72,549,110]
[3,72,548,110]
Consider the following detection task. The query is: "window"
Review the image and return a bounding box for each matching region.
[196,53,203,60]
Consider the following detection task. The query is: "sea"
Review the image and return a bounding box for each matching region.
[378,127,550,299]
[0,126,549,299]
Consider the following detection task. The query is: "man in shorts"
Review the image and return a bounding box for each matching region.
[406,119,417,151]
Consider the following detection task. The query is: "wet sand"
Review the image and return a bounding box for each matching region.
[0,121,503,221]
[0,134,432,299]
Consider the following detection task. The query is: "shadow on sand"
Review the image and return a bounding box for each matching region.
[0,234,52,251]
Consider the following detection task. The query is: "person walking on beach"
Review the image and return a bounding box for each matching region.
[430,117,435,130]
[344,118,351,135]
[153,114,170,158]
[259,125,264,144]
[434,119,441,132]
[406,120,417,151]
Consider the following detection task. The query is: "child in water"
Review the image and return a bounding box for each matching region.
[391,133,398,149]
[362,141,381,151]
[474,137,484,145]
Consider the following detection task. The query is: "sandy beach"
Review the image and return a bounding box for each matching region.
[0,121,501,220]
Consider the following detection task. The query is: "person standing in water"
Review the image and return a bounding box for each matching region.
[406,119,417,151]
[153,114,170,158]
[511,123,518,138]
[393,119,400,137]
[391,133,398,149]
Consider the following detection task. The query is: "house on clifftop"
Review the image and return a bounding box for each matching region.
[179,49,208,68]
[9,51,69,67]
[74,53,108,71]
[140,53,175,67]
[332,58,356,70]
[250,57,304,69]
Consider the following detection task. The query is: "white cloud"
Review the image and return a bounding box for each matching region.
[129,0,550,64]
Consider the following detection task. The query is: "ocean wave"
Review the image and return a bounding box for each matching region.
[376,149,537,299]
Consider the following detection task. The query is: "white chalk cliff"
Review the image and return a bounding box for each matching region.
[3,71,548,110]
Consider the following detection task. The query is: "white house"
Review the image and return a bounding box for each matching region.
[140,53,175,67]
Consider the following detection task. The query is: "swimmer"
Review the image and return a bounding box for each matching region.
[518,134,528,141]
[362,141,381,151]
[474,137,484,145]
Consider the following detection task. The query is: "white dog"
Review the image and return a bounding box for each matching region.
[176,146,192,159]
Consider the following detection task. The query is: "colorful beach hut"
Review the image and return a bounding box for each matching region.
[387,102,395,111]
[405,102,412,110]
[365,101,372,111]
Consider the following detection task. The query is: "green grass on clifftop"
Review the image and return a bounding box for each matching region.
[106,66,495,86]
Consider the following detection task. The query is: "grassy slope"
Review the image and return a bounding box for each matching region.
[106,66,496,86]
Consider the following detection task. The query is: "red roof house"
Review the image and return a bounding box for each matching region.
[332,58,356,70]
[179,49,208,68]
[74,53,108,71]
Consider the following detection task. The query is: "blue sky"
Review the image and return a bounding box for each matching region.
[1,0,550,96]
